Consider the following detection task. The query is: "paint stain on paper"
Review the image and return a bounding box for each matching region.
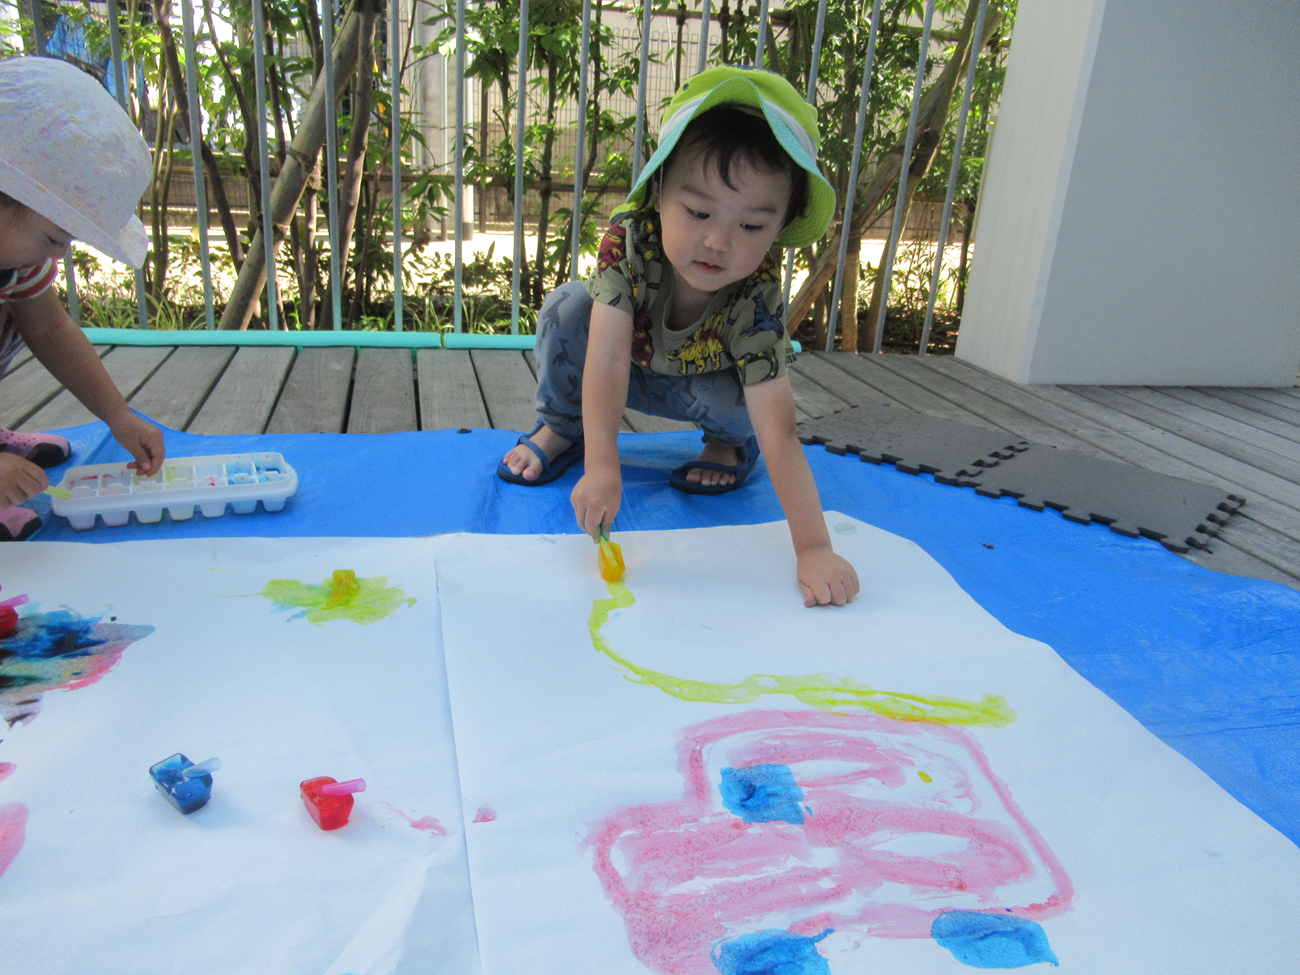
[0,803,27,880]
[588,582,1015,728]
[260,570,416,625]
[719,764,806,825]
[0,763,14,783]
[382,802,449,835]
[586,709,1072,974]
[711,928,832,975]
[473,806,498,823]
[931,910,1059,968]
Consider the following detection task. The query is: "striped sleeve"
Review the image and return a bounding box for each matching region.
[0,259,58,302]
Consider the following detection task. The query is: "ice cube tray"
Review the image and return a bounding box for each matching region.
[50,452,298,530]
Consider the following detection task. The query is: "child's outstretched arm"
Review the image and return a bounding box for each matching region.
[745,375,860,607]
[12,289,164,475]
[570,301,633,538]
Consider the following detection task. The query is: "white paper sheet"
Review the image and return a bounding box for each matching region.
[0,537,479,975]
[434,515,1300,975]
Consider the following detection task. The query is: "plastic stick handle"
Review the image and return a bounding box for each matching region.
[0,594,29,610]
[182,758,222,778]
[321,778,366,795]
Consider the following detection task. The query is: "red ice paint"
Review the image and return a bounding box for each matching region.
[0,606,18,639]
[300,776,362,830]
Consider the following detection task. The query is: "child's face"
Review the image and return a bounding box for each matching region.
[654,144,791,303]
[0,205,73,269]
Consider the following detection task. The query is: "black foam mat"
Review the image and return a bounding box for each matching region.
[798,404,1245,553]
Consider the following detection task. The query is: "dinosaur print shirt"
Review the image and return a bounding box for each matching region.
[586,208,794,385]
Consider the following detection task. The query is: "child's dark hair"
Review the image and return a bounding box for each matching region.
[659,106,809,229]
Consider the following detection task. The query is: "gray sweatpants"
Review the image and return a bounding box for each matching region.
[532,282,754,448]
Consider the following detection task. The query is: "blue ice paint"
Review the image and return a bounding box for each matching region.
[711,929,831,975]
[149,753,215,814]
[719,764,806,825]
[931,911,1059,968]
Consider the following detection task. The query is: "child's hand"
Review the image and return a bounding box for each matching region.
[797,545,860,607]
[571,465,623,539]
[0,453,48,506]
[109,414,165,477]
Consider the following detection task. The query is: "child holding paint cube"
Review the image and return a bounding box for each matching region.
[0,57,164,540]
[499,66,858,607]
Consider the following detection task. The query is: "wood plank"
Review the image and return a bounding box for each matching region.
[1182,526,1300,590]
[1198,387,1300,425]
[792,354,898,409]
[1044,385,1300,512]
[1116,386,1300,457]
[788,366,851,420]
[1222,511,1300,583]
[1159,387,1300,446]
[818,353,998,428]
[188,347,295,435]
[266,346,355,434]
[348,347,418,433]
[1236,387,1300,412]
[1070,385,1300,486]
[18,345,171,431]
[1,345,109,428]
[471,349,539,432]
[879,356,1102,454]
[417,349,489,430]
[128,346,237,430]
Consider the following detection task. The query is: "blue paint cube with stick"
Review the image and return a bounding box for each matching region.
[149,753,221,814]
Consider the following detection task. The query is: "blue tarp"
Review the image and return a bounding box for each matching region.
[29,418,1300,848]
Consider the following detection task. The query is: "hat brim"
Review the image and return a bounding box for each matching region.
[626,76,836,249]
[0,157,147,267]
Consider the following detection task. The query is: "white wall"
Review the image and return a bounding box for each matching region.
[957,0,1300,386]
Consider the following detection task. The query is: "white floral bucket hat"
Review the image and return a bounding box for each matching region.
[0,57,151,267]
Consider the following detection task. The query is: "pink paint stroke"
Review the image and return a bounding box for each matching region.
[0,763,14,783]
[0,803,28,880]
[381,802,449,835]
[584,709,1074,975]
[473,806,498,823]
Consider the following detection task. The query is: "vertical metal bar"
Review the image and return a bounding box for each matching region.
[869,0,936,355]
[822,0,882,352]
[390,0,404,330]
[132,62,150,327]
[781,0,827,315]
[453,0,466,332]
[109,2,148,329]
[181,0,215,330]
[696,0,711,74]
[510,0,529,334]
[62,257,80,324]
[569,0,592,282]
[919,0,987,355]
[322,0,343,330]
[27,0,46,55]
[631,0,654,185]
[754,0,769,67]
[251,0,279,330]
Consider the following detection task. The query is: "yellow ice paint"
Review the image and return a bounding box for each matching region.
[588,582,1015,728]
[261,569,415,625]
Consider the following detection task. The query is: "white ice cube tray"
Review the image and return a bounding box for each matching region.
[51,452,298,530]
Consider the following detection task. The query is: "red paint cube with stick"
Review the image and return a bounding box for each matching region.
[300,776,366,830]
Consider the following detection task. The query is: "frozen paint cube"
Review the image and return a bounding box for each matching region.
[300,776,354,830]
[149,753,213,815]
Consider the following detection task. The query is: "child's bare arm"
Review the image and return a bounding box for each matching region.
[745,375,860,606]
[570,300,634,537]
[11,289,164,475]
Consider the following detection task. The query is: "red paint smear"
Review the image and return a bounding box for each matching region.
[584,710,1074,975]
[0,803,28,880]
[410,815,448,835]
[473,806,498,823]
[58,648,125,692]
[0,763,14,783]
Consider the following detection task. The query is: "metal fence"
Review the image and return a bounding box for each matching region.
[27,0,988,355]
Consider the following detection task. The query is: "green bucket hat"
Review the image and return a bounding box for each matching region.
[625,65,836,248]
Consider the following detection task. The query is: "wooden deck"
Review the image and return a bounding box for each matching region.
[5,341,1298,589]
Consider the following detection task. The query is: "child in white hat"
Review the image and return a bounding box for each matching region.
[0,56,164,540]
[499,66,857,607]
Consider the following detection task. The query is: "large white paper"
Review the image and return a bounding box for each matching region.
[0,537,479,975]
[434,515,1300,975]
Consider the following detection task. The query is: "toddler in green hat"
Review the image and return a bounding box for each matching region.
[499,66,858,607]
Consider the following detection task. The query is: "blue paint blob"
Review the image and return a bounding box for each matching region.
[149,753,213,815]
[719,764,805,824]
[0,610,109,661]
[711,929,832,975]
[931,911,1059,968]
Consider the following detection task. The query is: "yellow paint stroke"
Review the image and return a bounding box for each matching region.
[261,569,415,625]
[588,581,1016,728]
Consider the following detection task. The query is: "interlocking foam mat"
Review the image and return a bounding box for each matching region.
[799,403,1245,552]
[24,415,1300,848]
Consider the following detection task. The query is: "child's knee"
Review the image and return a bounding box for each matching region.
[538,282,593,340]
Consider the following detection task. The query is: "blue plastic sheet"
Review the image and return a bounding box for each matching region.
[30,418,1300,848]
